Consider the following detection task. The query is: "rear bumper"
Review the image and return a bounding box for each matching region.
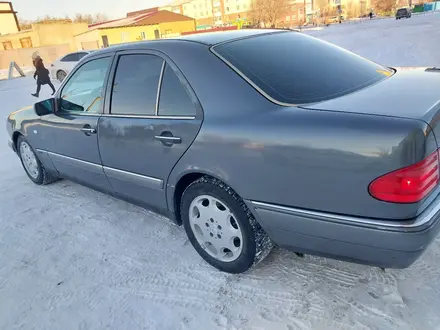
[247,197,440,268]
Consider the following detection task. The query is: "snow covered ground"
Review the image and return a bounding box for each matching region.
[0,67,35,81]
[1,14,440,330]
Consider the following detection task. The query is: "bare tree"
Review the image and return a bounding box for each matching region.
[93,13,109,24]
[313,0,338,24]
[72,13,109,24]
[372,0,395,13]
[73,13,94,24]
[250,0,266,27]
[18,18,33,30]
[251,0,290,27]
[346,0,361,18]
[17,12,107,31]
[314,0,329,11]
[35,15,72,24]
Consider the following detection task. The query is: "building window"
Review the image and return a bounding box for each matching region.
[140,32,146,40]
[2,41,13,50]
[226,6,230,11]
[237,5,240,10]
[286,16,291,21]
[20,37,33,48]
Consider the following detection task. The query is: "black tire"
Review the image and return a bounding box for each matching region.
[57,70,67,82]
[17,135,57,185]
[181,176,273,274]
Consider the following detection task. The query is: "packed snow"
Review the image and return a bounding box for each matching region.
[0,66,34,81]
[1,14,440,330]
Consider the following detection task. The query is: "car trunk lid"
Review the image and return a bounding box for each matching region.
[300,67,440,123]
[300,67,440,148]
[300,67,440,217]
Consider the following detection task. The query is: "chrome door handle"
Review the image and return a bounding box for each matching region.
[154,135,181,144]
[80,127,97,135]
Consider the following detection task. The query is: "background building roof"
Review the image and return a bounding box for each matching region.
[88,10,194,30]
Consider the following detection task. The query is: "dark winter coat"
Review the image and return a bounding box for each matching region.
[33,57,51,85]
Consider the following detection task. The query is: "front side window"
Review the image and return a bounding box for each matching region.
[60,57,112,113]
[158,64,196,116]
[110,54,163,116]
[214,32,393,104]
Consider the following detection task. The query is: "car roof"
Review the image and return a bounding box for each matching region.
[62,50,91,56]
[93,29,292,55]
[174,29,290,46]
[89,29,294,57]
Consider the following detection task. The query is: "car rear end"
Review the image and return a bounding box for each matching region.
[211,31,440,268]
[396,8,409,19]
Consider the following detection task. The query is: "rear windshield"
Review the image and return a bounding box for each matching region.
[213,32,393,104]
[397,9,408,13]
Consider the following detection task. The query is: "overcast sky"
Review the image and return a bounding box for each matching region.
[11,0,169,20]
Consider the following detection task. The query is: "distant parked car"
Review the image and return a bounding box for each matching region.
[6,30,440,274]
[396,8,412,19]
[50,51,92,82]
[327,15,345,23]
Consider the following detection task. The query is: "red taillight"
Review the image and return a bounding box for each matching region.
[369,149,440,203]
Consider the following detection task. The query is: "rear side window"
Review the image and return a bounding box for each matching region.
[213,32,393,104]
[77,52,88,60]
[110,54,163,116]
[61,53,79,62]
[158,64,196,116]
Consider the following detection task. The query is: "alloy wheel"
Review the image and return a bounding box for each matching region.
[20,141,39,179]
[189,195,244,262]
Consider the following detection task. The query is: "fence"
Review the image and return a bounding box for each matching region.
[0,44,70,70]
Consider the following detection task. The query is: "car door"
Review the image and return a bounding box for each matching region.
[98,50,203,211]
[40,53,114,192]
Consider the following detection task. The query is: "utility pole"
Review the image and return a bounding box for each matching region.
[301,0,306,24]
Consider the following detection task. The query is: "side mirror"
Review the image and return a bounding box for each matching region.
[34,98,55,116]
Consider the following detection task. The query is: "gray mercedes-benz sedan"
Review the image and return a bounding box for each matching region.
[7,30,440,273]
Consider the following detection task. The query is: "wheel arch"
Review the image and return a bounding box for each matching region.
[12,131,23,152]
[56,69,67,79]
[170,170,244,226]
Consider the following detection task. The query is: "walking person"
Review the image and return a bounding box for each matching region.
[31,52,56,98]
